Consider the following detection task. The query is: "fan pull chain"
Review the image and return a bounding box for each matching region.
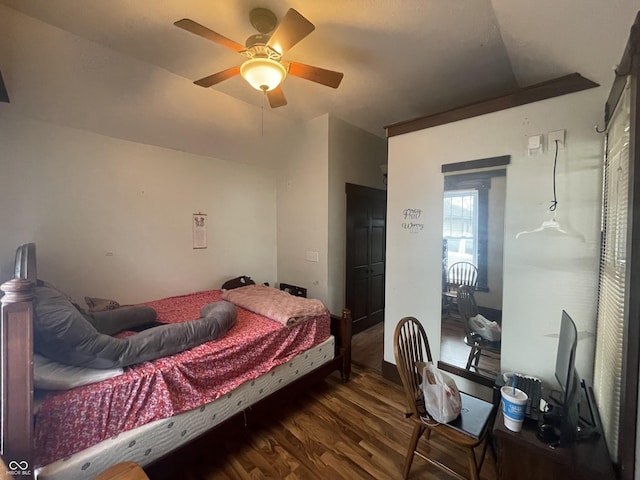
[261,92,266,137]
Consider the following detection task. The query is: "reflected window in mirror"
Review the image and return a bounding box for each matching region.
[443,170,505,292]
[439,156,509,385]
[443,189,477,265]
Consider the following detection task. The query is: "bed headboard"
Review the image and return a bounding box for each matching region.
[14,242,36,283]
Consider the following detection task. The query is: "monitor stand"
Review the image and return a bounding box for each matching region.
[536,379,600,447]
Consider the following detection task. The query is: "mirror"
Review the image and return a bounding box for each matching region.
[438,156,509,384]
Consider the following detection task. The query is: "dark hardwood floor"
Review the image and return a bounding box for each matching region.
[172,366,497,480]
[167,325,497,480]
[351,321,384,373]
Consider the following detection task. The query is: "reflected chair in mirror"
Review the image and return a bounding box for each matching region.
[442,262,478,316]
[457,285,501,376]
[394,316,494,480]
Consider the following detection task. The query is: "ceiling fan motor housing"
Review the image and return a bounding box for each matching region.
[245,33,270,49]
[249,8,278,34]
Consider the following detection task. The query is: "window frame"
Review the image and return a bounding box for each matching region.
[444,169,506,292]
[443,188,479,265]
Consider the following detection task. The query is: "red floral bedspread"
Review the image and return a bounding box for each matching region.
[33,290,330,467]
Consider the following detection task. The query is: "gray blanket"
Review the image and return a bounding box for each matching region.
[34,286,237,369]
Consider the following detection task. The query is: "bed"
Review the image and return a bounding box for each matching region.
[0,243,352,479]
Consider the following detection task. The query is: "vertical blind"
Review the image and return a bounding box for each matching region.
[593,79,631,461]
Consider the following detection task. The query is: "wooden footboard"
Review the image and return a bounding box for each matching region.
[331,308,352,381]
[0,259,352,479]
[1,278,35,478]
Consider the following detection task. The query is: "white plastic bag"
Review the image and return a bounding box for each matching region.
[422,361,462,423]
[469,314,502,341]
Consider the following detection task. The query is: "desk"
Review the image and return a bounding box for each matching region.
[492,383,615,480]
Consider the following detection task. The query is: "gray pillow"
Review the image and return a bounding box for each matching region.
[33,286,237,369]
[34,354,123,390]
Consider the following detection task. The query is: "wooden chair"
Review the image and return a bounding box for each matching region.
[457,285,501,375]
[0,456,13,480]
[394,317,494,480]
[443,262,478,316]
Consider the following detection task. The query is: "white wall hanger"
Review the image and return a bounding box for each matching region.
[515,214,568,239]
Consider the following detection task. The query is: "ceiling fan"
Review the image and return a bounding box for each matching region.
[174,8,344,108]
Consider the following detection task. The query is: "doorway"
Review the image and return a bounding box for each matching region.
[345,183,386,336]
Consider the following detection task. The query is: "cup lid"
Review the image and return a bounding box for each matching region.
[501,385,528,401]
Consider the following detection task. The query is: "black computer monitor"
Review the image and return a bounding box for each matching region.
[553,310,580,445]
[555,311,578,398]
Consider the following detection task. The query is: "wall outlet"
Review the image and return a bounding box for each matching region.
[548,130,565,149]
[305,251,319,262]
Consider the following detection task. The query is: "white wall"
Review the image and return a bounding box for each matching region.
[386,88,603,396]
[276,115,330,304]
[275,114,387,314]
[0,111,278,304]
[328,116,387,313]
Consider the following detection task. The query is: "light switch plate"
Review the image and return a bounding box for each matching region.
[528,135,542,149]
[527,134,543,156]
[305,251,319,262]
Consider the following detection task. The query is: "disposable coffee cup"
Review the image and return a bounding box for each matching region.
[501,386,528,432]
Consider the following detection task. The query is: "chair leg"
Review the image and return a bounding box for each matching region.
[466,447,480,480]
[476,436,490,473]
[466,346,477,370]
[403,423,426,479]
[473,347,482,368]
[442,295,452,316]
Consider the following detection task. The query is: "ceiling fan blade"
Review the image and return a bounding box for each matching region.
[266,9,314,54]
[267,86,287,108]
[174,18,246,53]
[194,66,241,88]
[288,62,344,89]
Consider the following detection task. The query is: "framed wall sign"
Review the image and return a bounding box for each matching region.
[192,213,207,249]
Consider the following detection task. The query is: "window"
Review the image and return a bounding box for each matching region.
[593,79,630,463]
[443,170,505,292]
[443,189,478,265]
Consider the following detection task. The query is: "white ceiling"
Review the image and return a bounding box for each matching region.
[1,0,638,139]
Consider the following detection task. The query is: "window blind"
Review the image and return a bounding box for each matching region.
[594,80,631,461]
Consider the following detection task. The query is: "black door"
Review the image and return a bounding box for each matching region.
[346,183,386,334]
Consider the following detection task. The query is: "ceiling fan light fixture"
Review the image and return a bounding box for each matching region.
[240,58,287,92]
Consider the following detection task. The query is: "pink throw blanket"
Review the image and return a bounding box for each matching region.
[222,285,328,326]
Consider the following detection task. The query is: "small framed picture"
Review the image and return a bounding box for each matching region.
[192,213,207,249]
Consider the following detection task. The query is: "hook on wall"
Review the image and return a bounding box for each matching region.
[595,124,606,134]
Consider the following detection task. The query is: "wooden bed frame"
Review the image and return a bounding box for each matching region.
[0,243,352,479]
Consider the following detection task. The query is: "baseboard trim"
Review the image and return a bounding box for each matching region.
[382,360,401,385]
